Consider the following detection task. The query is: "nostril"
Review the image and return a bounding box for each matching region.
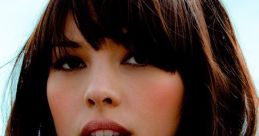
[103,98,112,104]
[88,99,95,105]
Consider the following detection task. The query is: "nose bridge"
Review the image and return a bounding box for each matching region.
[90,63,114,92]
[91,51,115,89]
[84,52,120,108]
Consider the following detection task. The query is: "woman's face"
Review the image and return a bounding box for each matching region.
[47,13,184,136]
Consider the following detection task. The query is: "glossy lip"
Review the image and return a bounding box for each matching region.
[81,119,131,136]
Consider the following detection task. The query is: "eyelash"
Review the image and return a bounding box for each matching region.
[52,56,86,71]
[52,54,147,71]
[122,53,148,67]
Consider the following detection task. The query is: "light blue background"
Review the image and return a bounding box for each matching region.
[0,0,258,135]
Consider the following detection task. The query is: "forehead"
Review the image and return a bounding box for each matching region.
[46,0,198,72]
[64,12,86,45]
[63,11,126,52]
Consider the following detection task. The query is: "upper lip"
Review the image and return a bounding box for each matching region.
[81,119,131,136]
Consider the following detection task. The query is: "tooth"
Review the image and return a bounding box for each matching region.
[91,132,96,136]
[113,132,119,136]
[96,130,104,136]
[104,130,113,136]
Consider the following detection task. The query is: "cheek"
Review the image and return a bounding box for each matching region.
[146,83,182,111]
[133,71,183,112]
[138,74,183,117]
[127,72,184,135]
[47,72,83,135]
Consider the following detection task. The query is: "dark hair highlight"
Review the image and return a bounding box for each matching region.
[5,0,257,136]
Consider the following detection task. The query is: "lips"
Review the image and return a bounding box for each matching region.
[81,119,131,136]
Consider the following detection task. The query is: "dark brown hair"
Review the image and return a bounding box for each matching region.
[5,0,258,135]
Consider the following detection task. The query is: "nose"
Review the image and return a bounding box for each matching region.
[84,69,121,108]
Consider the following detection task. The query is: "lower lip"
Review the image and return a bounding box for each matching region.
[81,119,131,136]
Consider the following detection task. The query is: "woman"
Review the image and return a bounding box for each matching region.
[5,0,258,135]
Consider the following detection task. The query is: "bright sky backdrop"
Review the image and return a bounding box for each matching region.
[0,0,258,135]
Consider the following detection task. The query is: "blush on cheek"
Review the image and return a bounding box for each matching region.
[147,81,183,113]
[129,72,184,136]
[147,73,183,107]
[47,83,82,135]
[47,74,79,134]
[133,71,184,116]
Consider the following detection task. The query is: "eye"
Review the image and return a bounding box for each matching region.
[122,53,148,67]
[52,56,86,71]
[126,56,140,65]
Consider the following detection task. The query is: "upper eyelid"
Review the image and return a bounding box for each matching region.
[121,51,133,63]
[51,42,85,62]
[52,43,136,64]
[51,50,85,66]
[52,55,86,70]
[52,55,80,64]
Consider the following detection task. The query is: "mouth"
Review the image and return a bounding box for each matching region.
[81,119,131,136]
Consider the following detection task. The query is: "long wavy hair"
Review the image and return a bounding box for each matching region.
[5,0,258,135]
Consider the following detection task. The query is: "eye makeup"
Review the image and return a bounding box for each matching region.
[52,55,86,71]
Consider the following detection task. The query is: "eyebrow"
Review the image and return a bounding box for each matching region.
[54,39,82,48]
